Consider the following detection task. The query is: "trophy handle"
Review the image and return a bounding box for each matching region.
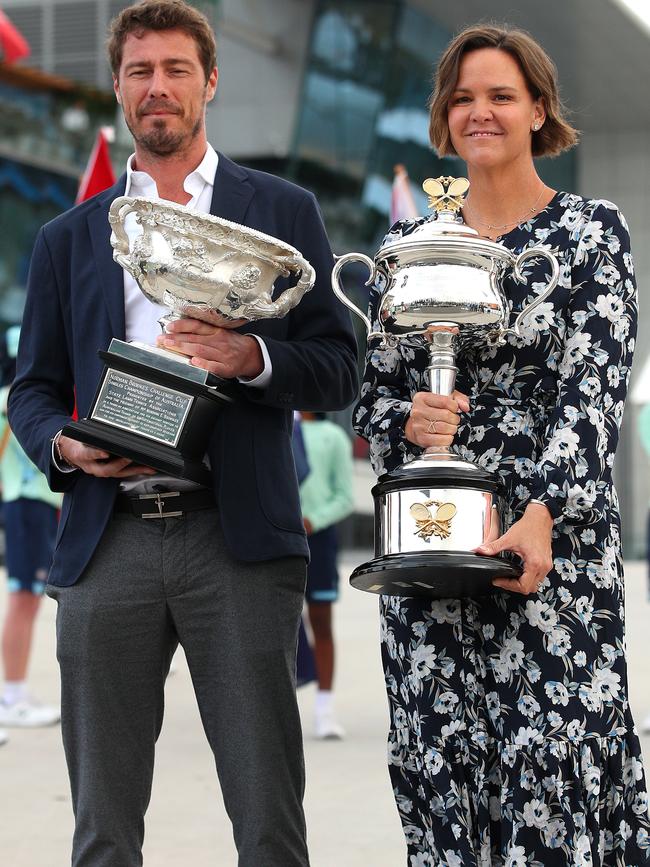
[247,254,316,319]
[507,246,560,337]
[331,252,380,337]
[108,196,141,277]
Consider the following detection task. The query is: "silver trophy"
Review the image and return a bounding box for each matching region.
[332,177,559,598]
[63,196,315,485]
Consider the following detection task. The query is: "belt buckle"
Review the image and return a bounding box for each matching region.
[139,491,183,519]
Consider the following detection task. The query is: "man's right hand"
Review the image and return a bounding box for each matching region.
[56,435,157,478]
[404,390,470,449]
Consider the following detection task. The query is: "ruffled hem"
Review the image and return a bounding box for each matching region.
[388,729,650,866]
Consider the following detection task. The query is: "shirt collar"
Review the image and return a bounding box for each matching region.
[124,144,219,198]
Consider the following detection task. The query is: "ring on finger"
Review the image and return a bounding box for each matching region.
[427,419,438,434]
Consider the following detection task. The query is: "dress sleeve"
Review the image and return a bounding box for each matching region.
[527,201,637,523]
[351,274,423,476]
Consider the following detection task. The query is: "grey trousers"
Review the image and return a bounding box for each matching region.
[47,508,309,867]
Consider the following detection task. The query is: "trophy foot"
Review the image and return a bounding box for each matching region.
[132,340,191,361]
[112,340,235,392]
[349,552,522,598]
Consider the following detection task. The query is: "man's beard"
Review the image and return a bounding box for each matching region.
[128,113,203,157]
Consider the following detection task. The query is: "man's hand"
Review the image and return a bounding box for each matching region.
[405,390,470,449]
[157,319,264,380]
[477,502,554,595]
[56,435,157,478]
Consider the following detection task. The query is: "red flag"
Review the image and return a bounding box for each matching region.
[76,128,116,203]
[390,164,419,225]
[73,128,115,420]
[0,10,30,64]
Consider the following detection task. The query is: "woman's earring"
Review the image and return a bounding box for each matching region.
[533,122,541,131]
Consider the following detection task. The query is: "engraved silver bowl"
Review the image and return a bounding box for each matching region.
[109,196,315,328]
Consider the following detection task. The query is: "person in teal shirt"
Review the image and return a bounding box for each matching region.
[0,325,61,741]
[299,412,353,739]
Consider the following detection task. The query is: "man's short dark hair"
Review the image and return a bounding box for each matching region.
[108,0,217,82]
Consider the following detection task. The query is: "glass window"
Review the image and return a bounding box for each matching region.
[0,158,76,327]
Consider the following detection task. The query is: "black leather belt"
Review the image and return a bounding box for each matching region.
[114,489,216,519]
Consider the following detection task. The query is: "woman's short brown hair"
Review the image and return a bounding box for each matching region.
[108,0,217,83]
[429,24,579,158]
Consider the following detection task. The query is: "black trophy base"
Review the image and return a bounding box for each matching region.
[62,418,214,487]
[350,552,522,599]
[62,338,237,486]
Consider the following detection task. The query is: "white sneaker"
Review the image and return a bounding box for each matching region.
[0,729,8,746]
[640,714,650,734]
[0,698,60,728]
[315,712,345,740]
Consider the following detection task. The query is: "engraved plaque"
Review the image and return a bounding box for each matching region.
[91,369,192,448]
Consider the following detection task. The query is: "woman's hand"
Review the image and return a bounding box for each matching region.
[405,390,470,449]
[476,502,554,595]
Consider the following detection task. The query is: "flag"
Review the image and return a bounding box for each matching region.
[73,128,116,420]
[0,10,30,64]
[390,163,419,225]
[76,128,116,203]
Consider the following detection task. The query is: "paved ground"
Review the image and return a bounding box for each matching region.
[2,555,650,866]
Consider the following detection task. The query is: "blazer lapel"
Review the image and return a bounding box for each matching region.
[87,176,127,340]
[210,153,255,223]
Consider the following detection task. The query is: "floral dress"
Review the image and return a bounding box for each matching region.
[353,192,650,866]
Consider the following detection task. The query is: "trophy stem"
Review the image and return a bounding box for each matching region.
[427,327,458,397]
[424,328,459,460]
[158,312,182,332]
[155,312,196,359]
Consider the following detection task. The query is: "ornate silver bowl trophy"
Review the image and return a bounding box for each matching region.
[333,177,559,598]
[63,197,315,485]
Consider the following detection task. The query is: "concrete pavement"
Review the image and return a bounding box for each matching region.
[2,555,650,866]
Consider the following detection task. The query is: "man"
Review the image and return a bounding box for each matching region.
[8,2,357,865]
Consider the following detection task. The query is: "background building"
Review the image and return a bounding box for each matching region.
[2,0,650,551]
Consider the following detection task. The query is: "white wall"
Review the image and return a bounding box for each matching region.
[209,0,315,159]
[578,131,650,554]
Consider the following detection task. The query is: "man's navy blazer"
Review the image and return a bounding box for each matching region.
[8,153,359,587]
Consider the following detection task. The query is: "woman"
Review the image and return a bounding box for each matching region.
[354,24,650,866]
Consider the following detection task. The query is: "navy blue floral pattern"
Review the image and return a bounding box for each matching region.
[353,193,650,865]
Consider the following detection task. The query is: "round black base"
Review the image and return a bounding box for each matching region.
[350,552,522,598]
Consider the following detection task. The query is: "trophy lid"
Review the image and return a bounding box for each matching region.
[379,175,510,259]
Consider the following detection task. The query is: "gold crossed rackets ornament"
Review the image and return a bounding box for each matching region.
[410,500,457,541]
[422,176,470,213]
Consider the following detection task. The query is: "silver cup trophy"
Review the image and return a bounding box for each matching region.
[63,196,315,485]
[333,177,559,598]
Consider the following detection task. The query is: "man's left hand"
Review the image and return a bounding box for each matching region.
[157,319,264,380]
